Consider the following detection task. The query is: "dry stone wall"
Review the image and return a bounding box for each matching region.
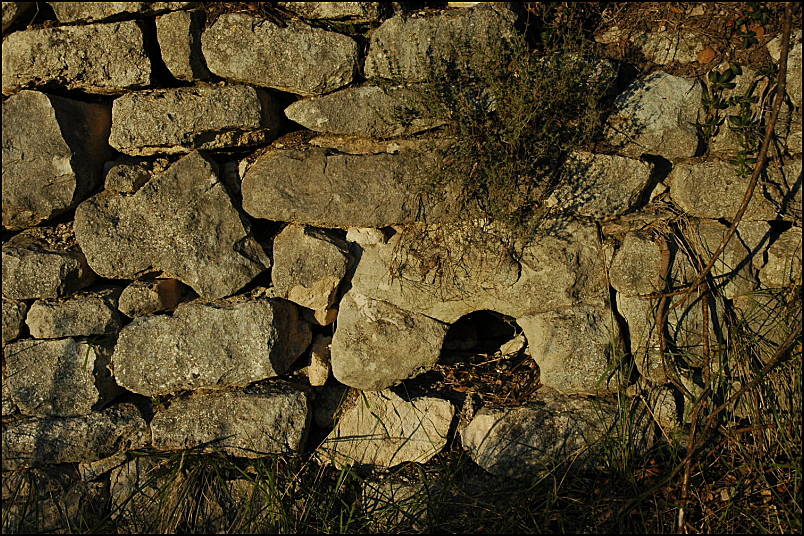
[1,1,802,519]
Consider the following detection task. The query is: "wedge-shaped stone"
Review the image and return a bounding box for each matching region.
[519,305,616,393]
[546,151,654,218]
[350,221,607,323]
[668,159,778,220]
[272,225,351,314]
[26,287,122,339]
[2,299,27,345]
[156,9,211,81]
[285,86,444,138]
[151,384,310,456]
[365,5,518,82]
[2,91,111,230]
[113,298,311,396]
[4,337,119,417]
[319,390,453,468]
[241,145,439,227]
[2,404,149,470]
[2,20,151,95]
[330,291,448,390]
[74,152,268,299]
[604,72,701,160]
[110,85,279,155]
[202,13,358,96]
[117,278,187,317]
[461,392,618,477]
[2,224,96,301]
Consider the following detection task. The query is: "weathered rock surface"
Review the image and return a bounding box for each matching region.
[547,151,654,218]
[596,28,708,64]
[202,13,358,95]
[668,159,778,220]
[25,287,122,339]
[109,85,280,155]
[519,305,616,393]
[2,2,34,33]
[2,20,151,95]
[319,390,453,468]
[4,337,118,417]
[768,30,802,108]
[2,299,27,345]
[284,86,444,138]
[759,226,802,288]
[278,2,383,22]
[2,403,148,470]
[307,335,332,387]
[272,225,351,313]
[117,278,187,317]
[2,224,96,301]
[350,222,607,323]
[766,157,802,223]
[330,291,449,390]
[609,232,663,297]
[2,90,111,230]
[605,72,702,160]
[150,384,310,456]
[103,158,171,194]
[156,9,211,81]
[241,145,441,227]
[113,298,311,396]
[74,151,269,299]
[362,474,428,532]
[365,6,518,82]
[48,2,194,23]
[460,392,618,477]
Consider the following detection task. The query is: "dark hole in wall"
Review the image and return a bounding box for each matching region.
[441,310,518,356]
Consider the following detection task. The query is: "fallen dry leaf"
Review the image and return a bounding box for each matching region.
[697,47,717,64]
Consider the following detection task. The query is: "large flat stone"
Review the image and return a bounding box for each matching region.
[4,337,118,417]
[2,403,149,470]
[2,90,111,230]
[150,384,310,456]
[319,390,453,468]
[284,86,444,138]
[202,13,358,96]
[330,291,449,390]
[2,20,151,95]
[25,286,122,339]
[241,144,441,228]
[604,72,701,160]
[48,2,194,23]
[112,298,311,396]
[460,392,619,477]
[74,151,269,299]
[365,5,518,82]
[1,224,96,301]
[109,85,279,156]
[271,225,352,314]
[668,159,778,220]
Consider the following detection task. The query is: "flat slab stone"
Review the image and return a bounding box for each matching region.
[1,299,27,345]
[604,72,701,160]
[4,337,118,417]
[2,90,111,230]
[1,224,96,301]
[2,20,151,95]
[48,2,194,23]
[461,392,618,477]
[241,144,442,228]
[150,384,310,456]
[668,159,778,220]
[284,86,445,138]
[365,5,518,82]
[202,13,358,96]
[2,403,149,470]
[26,286,122,339]
[330,291,448,390]
[272,225,352,313]
[109,85,279,156]
[277,2,383,22]
[319,390,453,468]
[74,151,269,299]
[112,298,311,396]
